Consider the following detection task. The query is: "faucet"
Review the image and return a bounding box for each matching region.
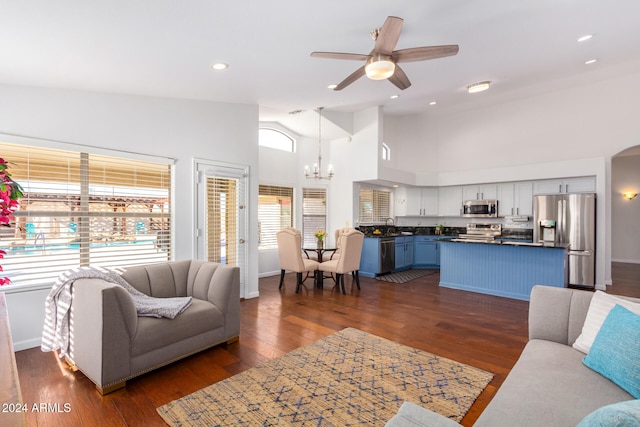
[385,218,395,226]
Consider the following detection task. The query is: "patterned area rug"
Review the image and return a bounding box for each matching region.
[375,269,438,284]
[157,328,493,426]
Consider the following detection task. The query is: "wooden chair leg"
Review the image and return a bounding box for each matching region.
[279,269,285,289]
[333,274,342,293]
[341,274,346,294]
[354,270,361,290]
[296,272,303,293]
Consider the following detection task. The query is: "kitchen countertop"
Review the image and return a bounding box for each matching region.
[442,238,570,249]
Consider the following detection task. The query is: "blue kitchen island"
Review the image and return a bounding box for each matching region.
[439,240,569,301]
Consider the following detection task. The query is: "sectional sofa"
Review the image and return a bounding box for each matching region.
[386,285,640,426]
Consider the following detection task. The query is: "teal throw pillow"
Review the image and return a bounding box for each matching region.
[576,400,640,427]
[582,304,640,399]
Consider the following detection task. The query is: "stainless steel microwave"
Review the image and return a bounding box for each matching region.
[462,200,498,217]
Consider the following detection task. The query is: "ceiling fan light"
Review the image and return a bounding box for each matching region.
[467,81,491,93]
[365,56,395,80]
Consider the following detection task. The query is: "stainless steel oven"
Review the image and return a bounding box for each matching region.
[454,223,502,242]
[462,199,498,218]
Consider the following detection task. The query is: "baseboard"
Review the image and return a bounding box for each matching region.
[258,270,280,279]
[611,258,640,264]
[13,336,42,351]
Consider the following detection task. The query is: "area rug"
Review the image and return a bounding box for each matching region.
[375,269,438,284]
[157,327,493,426]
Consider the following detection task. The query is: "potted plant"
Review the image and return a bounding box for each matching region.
[314,229,328,249]
[0,158,24,285]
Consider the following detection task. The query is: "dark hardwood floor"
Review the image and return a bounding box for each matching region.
[14,262,640,427]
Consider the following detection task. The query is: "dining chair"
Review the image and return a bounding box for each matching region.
[276,228,319,293]
[330,227,355,261]
[318,229,364,294]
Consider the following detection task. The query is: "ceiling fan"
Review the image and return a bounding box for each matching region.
[311,16,459,91]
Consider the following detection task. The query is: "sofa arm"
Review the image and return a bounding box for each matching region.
[528,285,594,345]
[70,279,138,389]
[186,261,240,339]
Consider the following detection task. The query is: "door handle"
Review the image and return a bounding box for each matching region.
[569,250,592,256]
[239,239,245,244]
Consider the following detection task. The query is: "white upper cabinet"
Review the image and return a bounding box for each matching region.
[394,187,408,217]
[406,187,438,216]
[438,186,463,216]
[462,184,497,201]
[533,177,596,195]
[498,182,533,216]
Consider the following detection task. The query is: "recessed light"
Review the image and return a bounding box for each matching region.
[211,63,228,71]
[467,81,491,93]
[577,34,593,42]
[390,94,399,99]
[429,101,437,106]
[585,59,598,65]
[327,84,337,89]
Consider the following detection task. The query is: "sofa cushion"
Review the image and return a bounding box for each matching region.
[131,299,224,356]
[573,291,640,354]
[474,339,634,427]
[583,305,640,399]
[576,400,640,427]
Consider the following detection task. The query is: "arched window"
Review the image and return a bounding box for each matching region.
[259,128,294,152]
[382,142,391,161]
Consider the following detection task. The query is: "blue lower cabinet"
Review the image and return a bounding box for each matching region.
[393,236,414,272]
[413,236,448,268]
[359,238,381,277]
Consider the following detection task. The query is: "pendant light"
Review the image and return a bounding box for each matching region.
[304,107,334,180]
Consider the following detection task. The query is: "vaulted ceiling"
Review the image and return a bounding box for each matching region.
[2,1,640,131]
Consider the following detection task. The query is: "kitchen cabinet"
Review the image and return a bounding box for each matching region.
[359,238,381,278]
[438,186,463,216]
[463,184,497,201]
[406,187,438,216]
[413,236,442,267]
[534,177,596,195]
[394,236,414,271]
[498,181,533,216]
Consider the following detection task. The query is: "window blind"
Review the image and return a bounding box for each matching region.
[206,177,237,265]
[0,142,172,287]
[258,184,293,250]
[302,188,327,247]
[358,188,391,225]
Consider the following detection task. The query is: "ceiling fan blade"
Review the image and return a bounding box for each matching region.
[374,16,404,55]
[334,66,366,91]
[388,65,411,90]
[393,45,459,63]
[310,51,371,61]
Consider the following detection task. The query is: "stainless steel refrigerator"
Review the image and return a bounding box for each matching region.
[533,193,596,287]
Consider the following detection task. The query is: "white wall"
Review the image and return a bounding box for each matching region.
[611,154,640,263]
[257,107,384,277]
[382,70,640,290]
[0,84,259,350]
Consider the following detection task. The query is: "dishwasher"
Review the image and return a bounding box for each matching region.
[379,238,395,274]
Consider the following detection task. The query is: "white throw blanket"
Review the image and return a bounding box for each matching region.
[41,266,192,358]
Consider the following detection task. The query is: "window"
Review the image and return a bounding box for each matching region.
[382,142,391,161]
[206,177,237,265]
[0,142,172,287]
[358,188,391,225]
[302,188,327,247]
[259,128,294,152]
[258,185,293,249]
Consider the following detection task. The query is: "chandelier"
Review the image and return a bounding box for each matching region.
[304,107,334,180]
